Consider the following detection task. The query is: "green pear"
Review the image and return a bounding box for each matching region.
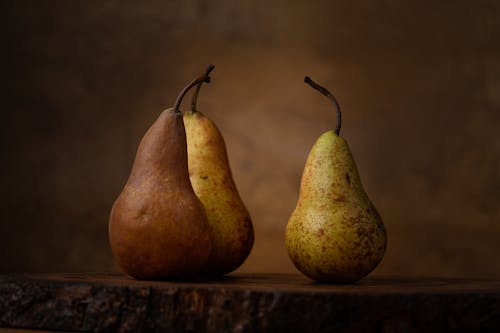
[109,72,212,280]
[286,76,387,283]
[183,65,254,276]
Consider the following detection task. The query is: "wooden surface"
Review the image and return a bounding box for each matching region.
[1,273,500,332]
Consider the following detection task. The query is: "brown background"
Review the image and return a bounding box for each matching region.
[1,1,499,277]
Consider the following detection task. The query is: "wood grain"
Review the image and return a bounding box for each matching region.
[1,273,500,332]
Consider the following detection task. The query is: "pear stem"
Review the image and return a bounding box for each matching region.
[191,64,215,112]
[304,76,342,135]
[173,72,211,115]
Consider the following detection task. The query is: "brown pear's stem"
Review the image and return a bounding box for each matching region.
[173,72,211,114]
[304,76,341,135]
[191,64,215,112]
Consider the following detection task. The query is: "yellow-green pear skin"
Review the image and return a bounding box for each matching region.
[184,110,254,276]
[286,131,387,283]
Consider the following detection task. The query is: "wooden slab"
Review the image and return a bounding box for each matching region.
[1,273,500,332]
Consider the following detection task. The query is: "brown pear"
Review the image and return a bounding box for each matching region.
[109,73,212,280]
[184,65,254,276]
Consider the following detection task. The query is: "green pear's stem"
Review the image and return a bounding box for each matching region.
[304,76,342,135]
[191,64,215,112]
[173,72,211,115]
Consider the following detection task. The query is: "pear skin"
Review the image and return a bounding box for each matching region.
[285,77,387,283]
[183,65,254,276]
[184,111,254,275]
[109,75,212,280]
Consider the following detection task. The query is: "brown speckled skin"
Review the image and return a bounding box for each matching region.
[286,131,387,283]
[184,111,254,276]
[109,109,211,280]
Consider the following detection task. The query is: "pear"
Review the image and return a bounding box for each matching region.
[285,76,387,283]
[183,65,254,276]
[109,72,212,280]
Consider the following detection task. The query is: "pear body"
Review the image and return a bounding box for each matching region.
[109,109,211,279]
[286,131,386,283]
[184,111,254,276]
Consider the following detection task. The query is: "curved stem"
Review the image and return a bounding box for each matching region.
[173,72,211,114]
[191,64,215,112]
[304,76,342,135]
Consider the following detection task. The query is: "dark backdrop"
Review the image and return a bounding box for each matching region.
[1,0,500,277]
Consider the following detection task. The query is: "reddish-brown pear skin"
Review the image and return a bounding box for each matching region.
[109,109,212,279]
